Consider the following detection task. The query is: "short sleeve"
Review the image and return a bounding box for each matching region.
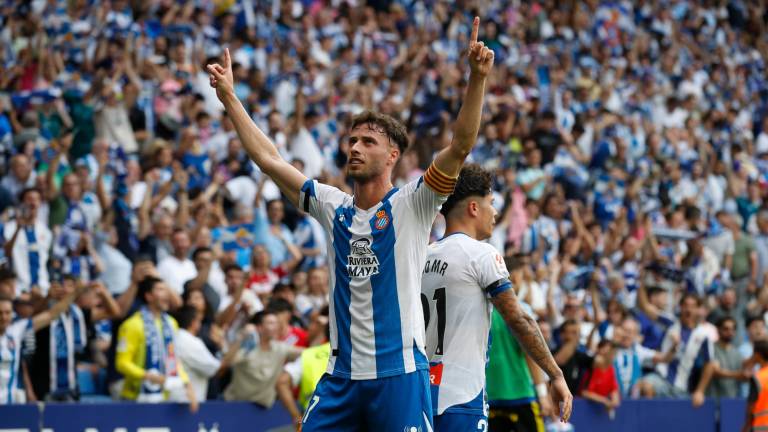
[472,245,511,297]
[396,167,451,226]
[298,180,350,230]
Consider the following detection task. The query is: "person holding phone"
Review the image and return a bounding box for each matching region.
[3,188,52,295]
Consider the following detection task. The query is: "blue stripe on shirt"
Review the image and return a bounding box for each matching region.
[331,205,355,376]
[369,199,404,375]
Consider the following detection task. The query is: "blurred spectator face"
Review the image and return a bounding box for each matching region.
[49,278,75,300]
[171,230,191,257]
[621,237,640,258]
[62,173,82,201]
[195,227,212,248]
[291,271,307,291]
[717,319,736,344]
[273,285,295,305]
[0,277,14,298]
[346,123,399,182]
[258,312,279,341]
[649,289,668,310]
[193,249,213,271]
[267,200,284,224]
[10,154,31,180]
[185,289,206,316]
[252,245,271,269]
[563,297,583,321]
[721,289,736,309]
[748,318,767,342]
[618,319,640,348]
[22,188,42,214]
[306,309,329,343]
[234,204,254,223]
[526,148,542,167]
[0,299,11,333]
[225,267,244,292]
[154,215,174,239]
[307,268,328,295]
[680,296,700,325]
[147,280,171,312]
[607,300,624,325]
[560,322,580,344]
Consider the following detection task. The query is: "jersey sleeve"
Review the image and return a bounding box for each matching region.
[8,319,31,342]
[298,180,350,230]
[472,245,511,298]
[397,166,453,226]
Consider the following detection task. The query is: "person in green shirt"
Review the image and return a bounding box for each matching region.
[487,301,553,432]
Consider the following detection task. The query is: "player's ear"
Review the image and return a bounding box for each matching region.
[388,146,400,165]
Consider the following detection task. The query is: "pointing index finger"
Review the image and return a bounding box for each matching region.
[224,47,231,69]
[470,16,479,44]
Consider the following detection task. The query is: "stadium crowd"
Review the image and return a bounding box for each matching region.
[1,0,768,429]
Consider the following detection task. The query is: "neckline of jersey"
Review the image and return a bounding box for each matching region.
[352,187,399,213]
[438,231,470,242]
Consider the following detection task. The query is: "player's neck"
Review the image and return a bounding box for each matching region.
[444,220,478,240]
[353,176,394,210]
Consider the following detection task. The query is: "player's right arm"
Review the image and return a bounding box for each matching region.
[491,289,573,423]
[207,49,307,207]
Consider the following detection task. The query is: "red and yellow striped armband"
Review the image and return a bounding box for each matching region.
[423,163,458,196]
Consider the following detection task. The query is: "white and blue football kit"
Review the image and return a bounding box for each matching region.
[0,319,32,404]
[421,233,511,431]
[299,165,454,431]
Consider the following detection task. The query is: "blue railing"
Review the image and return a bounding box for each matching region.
[0,398,750,431]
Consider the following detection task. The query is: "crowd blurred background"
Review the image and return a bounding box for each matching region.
[1,0,768,427]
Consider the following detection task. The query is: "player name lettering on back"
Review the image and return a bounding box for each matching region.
[423,259,448,277]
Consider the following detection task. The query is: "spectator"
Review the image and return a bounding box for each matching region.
[217,264,262,344]
[115,276,197,412]
[0,281,87,404]
[581,340,620,418]
[638,294,715,407]
[612,317,676,398]
[173,306,237,403]
[554,319,593,396]
[268,298,308,348]
[157,229,196,296]
[276,306,330,426]
[28,279,119,401]
[182,247,221,323]
[223,310,302,408]
[707,317,750,400]
[295,266,329,317]
[1,155,36,203]
[4,187,52,295]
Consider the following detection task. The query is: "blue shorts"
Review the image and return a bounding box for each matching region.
[301,370,433,432]
[434,412,488,432]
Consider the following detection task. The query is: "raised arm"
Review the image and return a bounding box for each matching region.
[491,289,573,423]
[207,49,307,207]
[432,17,495,178]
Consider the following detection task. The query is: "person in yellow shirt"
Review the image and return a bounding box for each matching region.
[116,276,197,412]
[276,307,330,426]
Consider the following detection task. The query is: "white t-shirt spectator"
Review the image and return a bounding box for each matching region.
[4,220,52,295]
[157,256,197,295]
[174,329,221,403]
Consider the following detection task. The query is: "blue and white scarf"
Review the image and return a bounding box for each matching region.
[49,305,86,394]
[139,307,178,401]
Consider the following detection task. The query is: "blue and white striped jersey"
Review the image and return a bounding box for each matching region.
[298,175,448,380]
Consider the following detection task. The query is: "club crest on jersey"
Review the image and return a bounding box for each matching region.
[374,210,389,230]
[347,238,380,277]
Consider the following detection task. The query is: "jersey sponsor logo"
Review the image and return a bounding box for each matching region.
[347,238,380,277]
[374,210,390,230]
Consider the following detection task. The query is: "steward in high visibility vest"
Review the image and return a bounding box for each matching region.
[745,340,768,432]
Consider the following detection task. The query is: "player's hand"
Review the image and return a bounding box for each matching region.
[207,48,235,100]
[550,376,573,423]
[539,392,554,417]
[467,17,494,78]
[145,371,166,386]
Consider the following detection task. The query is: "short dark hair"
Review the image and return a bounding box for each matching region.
[747,315,765,329]
[175,305,199,330]
[0,266,16,283]
[680,292,703,307]
[223,263,243,275]
[716,316,736,329]
[559,319,579,333]
[440,164,493,217]
[251,309,276,326]
[191,247,213,261]
[137,276,163,304]
[0,293,12,305]
[754,339,768,360]
[18,187,42,202]
[267,298,293,315]
[349,110,409,154]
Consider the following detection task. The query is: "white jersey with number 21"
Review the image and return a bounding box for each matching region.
[421,232,511,415]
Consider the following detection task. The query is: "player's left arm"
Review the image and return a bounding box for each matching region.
[429,17,494,184]
[491,289,573,422]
